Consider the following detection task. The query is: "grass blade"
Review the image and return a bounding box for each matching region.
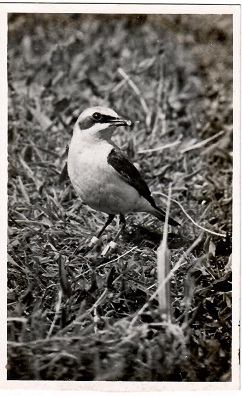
[157,183,172,320]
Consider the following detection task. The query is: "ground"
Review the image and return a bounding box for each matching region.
[7,13,232,381]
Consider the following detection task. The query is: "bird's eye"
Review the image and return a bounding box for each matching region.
[92,112,102,121]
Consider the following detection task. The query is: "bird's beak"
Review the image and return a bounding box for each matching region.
[108,117,133,127]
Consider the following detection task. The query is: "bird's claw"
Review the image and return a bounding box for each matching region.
[88,236,100,248]
[80,236,101,255]
[81,239,117,260]
[101,241,117,257]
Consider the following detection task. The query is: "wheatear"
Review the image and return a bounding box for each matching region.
[68,106,179,249]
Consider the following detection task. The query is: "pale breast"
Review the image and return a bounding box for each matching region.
[68,142,107,209]
[68,139,151,215]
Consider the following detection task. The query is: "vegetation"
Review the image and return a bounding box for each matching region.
[8,14,232,381]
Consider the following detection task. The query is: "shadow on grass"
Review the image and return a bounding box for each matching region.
[122,224,186,250]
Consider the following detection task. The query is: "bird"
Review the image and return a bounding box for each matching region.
[67,106,179,250]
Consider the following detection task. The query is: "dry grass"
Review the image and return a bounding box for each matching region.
[8,14,232,381]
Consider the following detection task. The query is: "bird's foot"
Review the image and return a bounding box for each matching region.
[88,236,100,248]
[101,241,117,258]
[80,237,118,259]
[80,236,101,255]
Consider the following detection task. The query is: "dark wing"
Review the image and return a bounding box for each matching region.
[107,148,157,208]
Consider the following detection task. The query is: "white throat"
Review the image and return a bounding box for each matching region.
[72,122,116,144]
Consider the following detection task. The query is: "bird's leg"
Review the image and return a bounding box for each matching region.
[97,214,115,239]
[101,214,126,257]
[86,214,115,251]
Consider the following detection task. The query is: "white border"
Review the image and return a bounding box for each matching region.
[0,2,240,393]
[0,3,239,13]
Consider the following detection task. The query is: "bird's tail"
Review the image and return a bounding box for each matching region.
[151,206,180,227]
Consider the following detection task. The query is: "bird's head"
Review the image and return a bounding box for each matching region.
[74,106,132,141]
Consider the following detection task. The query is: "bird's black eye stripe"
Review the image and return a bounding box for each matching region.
[92,112,102,121]
[99,115,118,123]
[92,113,119,123]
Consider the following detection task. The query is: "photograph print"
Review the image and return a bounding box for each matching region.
[7,9,236,384]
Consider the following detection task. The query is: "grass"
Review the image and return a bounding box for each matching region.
[7,13,232,381]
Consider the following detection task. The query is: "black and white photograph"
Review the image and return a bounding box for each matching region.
[3,2,240,391]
